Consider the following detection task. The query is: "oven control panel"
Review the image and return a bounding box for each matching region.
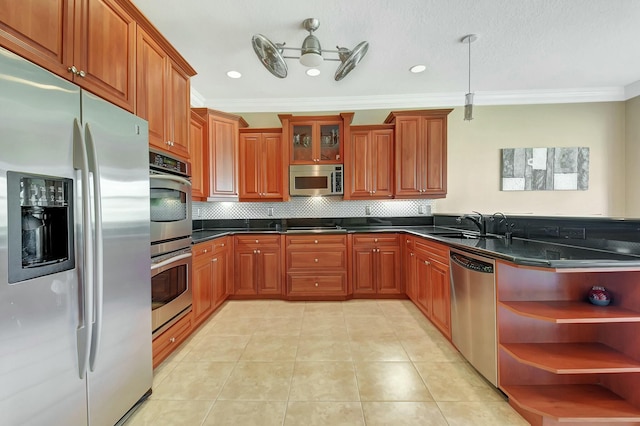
[149,150,190,177]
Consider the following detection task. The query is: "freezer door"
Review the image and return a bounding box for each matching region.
[81,91,152,426]
[0,48,87,425]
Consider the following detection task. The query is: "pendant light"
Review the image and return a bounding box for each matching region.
[461,34,478,121]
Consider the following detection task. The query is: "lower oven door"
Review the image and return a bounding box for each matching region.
[150,173,192,244]
[151,247,192,335]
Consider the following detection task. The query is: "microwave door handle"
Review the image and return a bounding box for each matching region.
[149,174,192,187]
[85,123,103,372]
[72,118,93,379]
[150,252,193,271]
[330,172,334,192]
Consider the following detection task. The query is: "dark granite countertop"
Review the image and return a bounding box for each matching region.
[191,225,640,269]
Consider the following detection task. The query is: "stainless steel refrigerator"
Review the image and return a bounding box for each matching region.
[0,47,152,425]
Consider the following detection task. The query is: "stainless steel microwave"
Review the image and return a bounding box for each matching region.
[289,164,343,196]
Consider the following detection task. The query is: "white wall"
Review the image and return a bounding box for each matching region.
[233,102,628,218]
[625,96,640,217]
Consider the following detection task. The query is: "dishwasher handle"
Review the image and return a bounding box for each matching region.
[450,252,494,273]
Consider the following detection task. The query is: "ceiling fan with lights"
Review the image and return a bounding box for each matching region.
[251,18,369,81]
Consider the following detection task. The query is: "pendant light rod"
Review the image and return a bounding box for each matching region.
[461,34,478,121]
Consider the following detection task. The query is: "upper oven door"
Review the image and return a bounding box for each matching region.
[150,174,192,244]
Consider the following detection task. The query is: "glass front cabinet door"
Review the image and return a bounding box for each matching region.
[282,114,354,165]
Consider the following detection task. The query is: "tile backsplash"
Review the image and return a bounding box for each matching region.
[193,198,434,220]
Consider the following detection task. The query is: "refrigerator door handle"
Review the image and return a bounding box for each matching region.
[72,118,94,379]
[85,123,104,372]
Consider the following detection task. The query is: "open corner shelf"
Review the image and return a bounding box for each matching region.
[501,342,640,374]
[503,384,640,423]
[499,300,640,323]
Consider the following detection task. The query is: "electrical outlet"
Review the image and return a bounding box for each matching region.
[267,207,274,217]
[418,205,426,214]
[195,208,201,217]
[365,206,371,215]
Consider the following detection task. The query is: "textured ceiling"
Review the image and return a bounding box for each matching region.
[132,0,640,112]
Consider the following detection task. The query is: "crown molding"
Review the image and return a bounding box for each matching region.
[625,80,640,100]
[190,87,206,107]
[197,87,629,113]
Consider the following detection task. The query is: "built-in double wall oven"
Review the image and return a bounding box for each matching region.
[149,150,192,336]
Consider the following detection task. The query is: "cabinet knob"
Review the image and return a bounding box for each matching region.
[255,239,259,243]
[372,190,376,194]
[68,65,78,74]
[253,249,257,254]
[314,240,318,244]
[424,260,430,265]
[169,337,176,343]
[410,253,414,257]
[406,239,410,243]
[257,250,261,254]
[314,258,319,262]
[374,238,378,243]
[203,249,208,253]
[221,243,225,247]
[77,69,86,77]
[212,258,218,262]
[315,282,319,287]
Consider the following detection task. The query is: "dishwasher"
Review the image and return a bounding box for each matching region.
[449,248,498,386]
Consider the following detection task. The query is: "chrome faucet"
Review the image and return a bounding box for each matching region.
[457,211,486,235]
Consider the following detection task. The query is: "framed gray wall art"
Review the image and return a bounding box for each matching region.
[501,147,589,191]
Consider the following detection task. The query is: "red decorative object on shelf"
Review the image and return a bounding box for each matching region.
[588,286,611,306]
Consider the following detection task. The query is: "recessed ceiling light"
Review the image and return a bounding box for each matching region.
[409,65,426,73]
[306,68,321,77]
[226,70,242,79]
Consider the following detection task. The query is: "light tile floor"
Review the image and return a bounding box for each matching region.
[125,300,528,426]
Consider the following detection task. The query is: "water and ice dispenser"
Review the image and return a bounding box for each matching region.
[7,172,75,283]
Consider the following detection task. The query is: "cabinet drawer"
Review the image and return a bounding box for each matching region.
[193,241,214,259]
[212,236,230,252]
[152,310,193,368]
[235,234,280,247]
[352,233,399,246]
[415,238,449,263]
[287,249,347,270]
[285,235,347,247]
[287,273,347,295]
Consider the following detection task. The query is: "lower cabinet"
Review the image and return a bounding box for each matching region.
[233,235,282,295]
[192,237,230,328]
[285,234,348,298]
[151,310,192,368]
[352,233,402,295]
[412,238,451,339]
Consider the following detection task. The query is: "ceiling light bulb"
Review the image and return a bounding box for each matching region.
[226,70,242,79]
[306,68,321,77]
[410,65,426,73]
[300,52,323,67]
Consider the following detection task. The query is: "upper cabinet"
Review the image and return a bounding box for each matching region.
[385,109,452,198]
[0,0,136,111]
[279,113,354,165]
[345,125,394,200]
[136,26,193,160]
[189,110,207,200]
[192,108,248,200]
[239,129,285,202]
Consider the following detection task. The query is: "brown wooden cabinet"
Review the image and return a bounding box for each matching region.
[189,110,207,200]
[151,310,192,368]
[239,129,285,201]
[193,108,248,199]
[345,125,394,199]
[496,262,640,425]
[0,0,136,111]
[385,109,452,198]
[279,113,354,165]
[403,236,417,302]
[137,27,192,160]
[285,234,348,298]
[352,234,402,295]
[413,237,451,339]
[192,237,230,328]
[233,235,281,296]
